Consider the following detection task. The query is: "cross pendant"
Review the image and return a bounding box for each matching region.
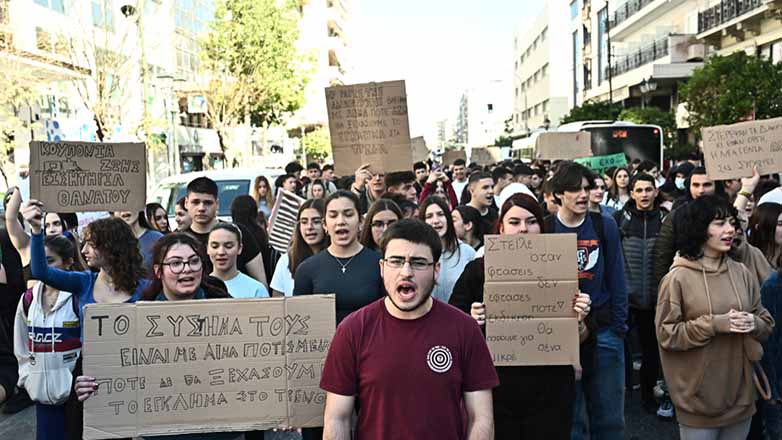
[341,267,346,274]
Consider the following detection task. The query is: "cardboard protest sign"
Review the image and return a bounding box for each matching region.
[411,136,429,163]
[483,234,580,367]
[82,296,335,439]
[442,149,467,165]
[575,152,628,175]
[268,189,306,253]
[535,132,592,160]
[701,117,782,180]
[471,147,503,166]
[29,141,146,212]
[325,80,413,176]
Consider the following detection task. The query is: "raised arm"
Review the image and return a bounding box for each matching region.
[3,188,31,264]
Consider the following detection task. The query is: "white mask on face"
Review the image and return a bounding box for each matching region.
[675,177,686,190]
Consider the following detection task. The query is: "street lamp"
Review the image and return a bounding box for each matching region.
[639,78,657,109]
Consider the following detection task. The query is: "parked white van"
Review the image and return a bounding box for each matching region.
[149,168,283,222]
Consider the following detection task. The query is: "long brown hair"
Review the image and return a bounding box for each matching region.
[360,199,403,250]
[252,175,274,208]
[288,199,329,277]
[83,217,145,293]
[141,233,229,300]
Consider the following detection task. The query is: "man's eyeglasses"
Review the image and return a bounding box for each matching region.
[383,257,435,271]
[162,256,203,274]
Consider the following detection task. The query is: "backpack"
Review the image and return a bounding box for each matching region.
[22,287,79,318]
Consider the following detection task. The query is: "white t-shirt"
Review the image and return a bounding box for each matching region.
[222,272,269,298]
[451,179,469,203]
[270,253,295,296]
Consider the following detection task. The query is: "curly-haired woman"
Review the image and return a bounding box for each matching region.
[656,195,774,439]
[23,201,149,320]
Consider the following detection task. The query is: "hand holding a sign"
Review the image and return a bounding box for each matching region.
[739,166,760,195]
[353,164,373,192]
[20,200,44,234]
[74,375,97,402]
[471,302,486,326]
[573,292,591,322]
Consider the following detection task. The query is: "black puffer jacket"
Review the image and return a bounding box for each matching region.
[613,203,663,310]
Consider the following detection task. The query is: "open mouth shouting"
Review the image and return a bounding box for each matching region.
[177,273,199,289]
[395,280,418,302]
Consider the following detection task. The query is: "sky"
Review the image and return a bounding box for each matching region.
[349,0,544,144]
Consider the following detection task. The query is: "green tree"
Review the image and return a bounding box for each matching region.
[202,0,310,152]
[680,52,782,138]
[561,100,622,124]
[302,127,331,162]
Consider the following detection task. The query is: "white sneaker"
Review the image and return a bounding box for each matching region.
[657,399,674,419]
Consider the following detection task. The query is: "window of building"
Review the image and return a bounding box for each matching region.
[541,27,547,43]
[34,0,64,13]
[515,87,519,97]
[92,0,115,31]
[542,64,548,77]
[570,0,579,19]
[542,100,548,113]
[487,103,494,113]
[597,6,608,83]
[515,61,518,71]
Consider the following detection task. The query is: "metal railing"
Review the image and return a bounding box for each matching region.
[611,0,656,28]
[697,0,763,33]
[605,36,669,78]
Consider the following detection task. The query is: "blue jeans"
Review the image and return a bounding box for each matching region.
[762,400,782,440]
[571,328,625,440]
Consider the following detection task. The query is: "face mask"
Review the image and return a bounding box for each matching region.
[675,177,686,190]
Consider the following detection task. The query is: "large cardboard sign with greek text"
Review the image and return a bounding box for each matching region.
[82,296,335,439]
[701,117,782,180]
[29,141,146,212]
[471,147,503,166]
[443,149,467,165]
[325,80,412,176]
[483,234,580,367]
[535,132,592,160]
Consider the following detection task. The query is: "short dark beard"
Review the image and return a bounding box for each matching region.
[384,280,435,315]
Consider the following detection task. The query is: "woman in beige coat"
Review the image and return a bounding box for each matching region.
[656,195,774,440]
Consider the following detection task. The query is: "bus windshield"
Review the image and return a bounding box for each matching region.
[582,126,663,165]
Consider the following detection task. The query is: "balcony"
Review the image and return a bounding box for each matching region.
[606,36,669,78]
[611,0,655,28]
[697,0,764,35]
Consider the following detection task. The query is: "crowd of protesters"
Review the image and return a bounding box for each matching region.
[0,148,780,440]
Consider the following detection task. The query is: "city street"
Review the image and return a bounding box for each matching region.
[0,390,678,439]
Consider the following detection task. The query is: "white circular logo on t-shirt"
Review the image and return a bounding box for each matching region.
[427,345,452,373]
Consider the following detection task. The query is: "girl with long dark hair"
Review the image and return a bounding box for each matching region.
[449,193,592,438]
[145,202,171,234]
[271,199,328,297]
[419,196,475,302]
[360,199,402,251]
[748,202,782,268]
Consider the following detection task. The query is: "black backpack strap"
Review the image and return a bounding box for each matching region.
[590,212,606,247]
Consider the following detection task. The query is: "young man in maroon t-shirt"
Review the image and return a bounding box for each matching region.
[320,219,499,439]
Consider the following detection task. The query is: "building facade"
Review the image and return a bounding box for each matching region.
[455,80,512,152]
[512,2,571,136]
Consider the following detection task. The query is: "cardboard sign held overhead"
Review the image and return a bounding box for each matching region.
[471,147,503,166]
[326,80,413,176]
[442,149,467,165]
[483,234,580,367]
[29,141,146,212]
[82,296,336,439]
[535,132,592,160]
[411,136,429,163]
[701,117,782,180]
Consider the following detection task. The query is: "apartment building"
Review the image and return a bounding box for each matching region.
[578,0,706,112]
[291,0,352,130]
[512,2,571,136]
[696,0,782,61]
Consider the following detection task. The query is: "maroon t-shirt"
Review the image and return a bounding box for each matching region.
[320,298,499,439]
